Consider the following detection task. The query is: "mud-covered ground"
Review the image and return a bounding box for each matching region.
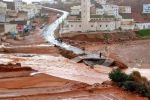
[0,53,148,100]
[61,33,150,68]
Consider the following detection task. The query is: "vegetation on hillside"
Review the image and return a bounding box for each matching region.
[136,29,150,37]
[109,69,150,99]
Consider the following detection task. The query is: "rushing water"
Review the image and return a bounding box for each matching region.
[42,7,84,55]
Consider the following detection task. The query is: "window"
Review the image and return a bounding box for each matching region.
[79,25,81,27]
[106,25,108,27]
[70,25,73,27]
[91,25,93,27]
[100,25,101,27]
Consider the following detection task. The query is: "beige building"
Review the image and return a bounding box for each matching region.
[119,6,131,13]
[19,4,40,19]
[70,6,81,15]
[81,0,91,32]
[0,23,17,35]
[0,2,7,22]
[135,23,150,30]
[95,0,107,5]
[61,0,135,33]
[121,19,135,30]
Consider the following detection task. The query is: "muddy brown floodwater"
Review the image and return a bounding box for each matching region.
[0,54,148,100]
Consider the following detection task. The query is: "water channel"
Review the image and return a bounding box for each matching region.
[42,7,84,55]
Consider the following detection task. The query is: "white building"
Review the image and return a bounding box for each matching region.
[61,0,121,33]
[96,8,104,15]
[14,0,23,11]
[95,4,120,17]
[0,2,7,22]
[143,4,150,14]
[121,19,135,30]
[70,6,81,15]
[102,5,119,17]
[81,0,91,32]
[61,0,135,33]
[0,23,17,35]
[119,6,131,13]
[4,23,17,33]
[19,4,40,19]
[95,0,107,5]
[135,23,150,29]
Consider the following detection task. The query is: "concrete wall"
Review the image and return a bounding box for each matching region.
[135,23,150,30]
[67,21,118,32]
[96,8,104,15]
[0,14,6,22]
[103,5,119,17]
[95,0,106,5]
[68,21,82,32]
[81,0,91,32]
[121,19,135,30]
[4,24,17,33]
[95,21,117,31]
[70,6,81,15]
[119,6,131,13]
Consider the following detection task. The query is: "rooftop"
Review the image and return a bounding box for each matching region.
[1,1,15,10]
[9,20,27,25]
[91,15,115,18]
[0,1,7,8]
[120,13,133,19]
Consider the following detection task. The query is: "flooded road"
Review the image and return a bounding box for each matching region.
[42,7,84,55]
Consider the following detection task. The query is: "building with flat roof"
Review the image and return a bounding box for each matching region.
[0,2,7,22]
[61,0,135,33]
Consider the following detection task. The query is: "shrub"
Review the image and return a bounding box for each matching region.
[136,29,150,37]
[141,76,149,86]
[109,69,128,82]
[122,81,139,92]
[109,69,150,99]
[131,71,141,78]
[136,84,147,96]
[103,34,110,43]
[145,89,150,99]
[127,74,134,81]
[130,71,142,82]
[130,71,149,86]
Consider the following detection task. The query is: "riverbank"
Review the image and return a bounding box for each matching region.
[61,33,150,68]
[0,53,148,100]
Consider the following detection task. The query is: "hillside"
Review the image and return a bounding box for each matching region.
[109,0,150,22]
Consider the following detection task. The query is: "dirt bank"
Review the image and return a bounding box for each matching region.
[0,45,60,55]
[60,31,137,43]
[61,33,150,68]
[0,86,147,100]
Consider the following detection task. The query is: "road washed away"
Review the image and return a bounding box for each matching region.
[42,7,84,55]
